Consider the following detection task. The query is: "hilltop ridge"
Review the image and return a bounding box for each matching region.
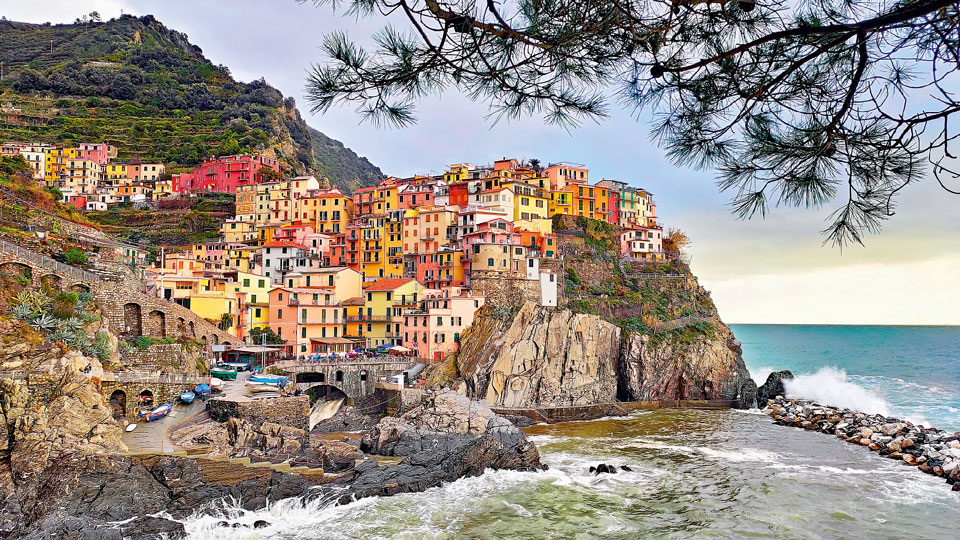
[0,14,384,192]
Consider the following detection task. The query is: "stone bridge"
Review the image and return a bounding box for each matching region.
[0,239,238,351]
[274,360,415,400]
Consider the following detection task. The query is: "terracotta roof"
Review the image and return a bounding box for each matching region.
[364,278,415,291]
[342,296,365,306]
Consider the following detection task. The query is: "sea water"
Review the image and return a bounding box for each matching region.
[180,325,960,538]
[734,325,960,431]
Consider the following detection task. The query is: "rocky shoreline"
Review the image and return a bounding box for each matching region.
[762,396,960,493]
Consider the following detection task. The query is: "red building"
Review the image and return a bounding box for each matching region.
[607,188,620,225]
[447,182,470,208]
[172,154,280,194]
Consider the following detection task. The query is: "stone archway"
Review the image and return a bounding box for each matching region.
[187,321,195,338]
[335,370,344,383]
[0,262,31,282]
[70,283,90,293]
[305,384,348,402]
[123,303,142,339]
[297,372,326,384]
[39,274,62,290]
[109,390,127,419]
[200,335,207,349]
[177,317,186,337]
[148,310,166,338]
[137,389,154,409]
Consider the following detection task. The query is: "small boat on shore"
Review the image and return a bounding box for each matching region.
[137,402,173,422]
[210,366,238,381]
[125,423,137,432]
[194,383,211,396]
[180,391,195,404]
[249,374,287,386]
[246,383,280,394]
[209,378,224,393]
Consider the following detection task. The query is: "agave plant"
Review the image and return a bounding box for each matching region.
[29,313,58,332]
[78,291,94,305]
[10,303,33,321]
[48,328,73,343]
[59,317,85,331]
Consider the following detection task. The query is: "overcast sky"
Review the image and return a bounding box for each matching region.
[5,0,960,324]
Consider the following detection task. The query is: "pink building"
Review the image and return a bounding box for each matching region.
[402,288,485,363]
[620,227,664,261]
[172,154,281,194]
[76,143,116,165]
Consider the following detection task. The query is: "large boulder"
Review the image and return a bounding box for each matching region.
[757,370,795,406]
[353,390,544,500]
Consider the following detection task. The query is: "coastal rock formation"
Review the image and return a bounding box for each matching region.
[350,391,543,499]
[0,369,126,484]
[756,370,794,404]
[618,320,756,407]
[763,397,960,492]
[451,302,620,408]
[2,453,320,538]
[444,301,756,410]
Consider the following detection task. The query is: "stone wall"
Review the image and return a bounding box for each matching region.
[122,343,200,374]
[470,273,543,311]
[99,379,196,418]
[0,245,239,350]
[206,396,310,430]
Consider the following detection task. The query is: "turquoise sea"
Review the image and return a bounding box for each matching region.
[733,324,960,431]
[182,325,960,539]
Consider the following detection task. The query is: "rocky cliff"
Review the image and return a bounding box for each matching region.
[440,300,754,409]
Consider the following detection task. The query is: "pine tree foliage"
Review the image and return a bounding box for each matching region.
[305,0,960,245]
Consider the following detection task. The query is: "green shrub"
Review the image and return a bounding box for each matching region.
[134,335,152,349]
[64,248,88,266]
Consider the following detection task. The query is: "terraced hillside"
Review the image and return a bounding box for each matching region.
[0,15,384,191]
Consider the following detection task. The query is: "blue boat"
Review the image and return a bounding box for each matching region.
[249,374,287,387]
[180,391,195,404]
[194,383,211,396]
[137,402,172,422]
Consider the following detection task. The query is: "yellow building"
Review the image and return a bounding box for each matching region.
[373,183,399,214]
[235,271,272,337]
[283,267,363,303]
[548,189,573,216]
[507,181,549,221]
[297,187,353,234]
[220,219,257,243]
[45,147,78,183]
[361,278,424,347]
[383,209,405,278]
[223,246,254,273]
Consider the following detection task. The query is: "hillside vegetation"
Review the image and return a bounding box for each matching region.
[0,15,384,191]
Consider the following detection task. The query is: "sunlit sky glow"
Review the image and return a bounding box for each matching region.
[4,0,959,324]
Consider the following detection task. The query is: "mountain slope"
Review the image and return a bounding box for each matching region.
[0,15,384,191]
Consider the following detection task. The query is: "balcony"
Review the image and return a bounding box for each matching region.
[346,314,394,322]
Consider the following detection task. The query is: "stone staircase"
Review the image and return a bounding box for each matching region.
[121,448,328,480]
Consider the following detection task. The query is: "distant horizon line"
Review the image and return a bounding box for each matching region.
[728,322,960,327]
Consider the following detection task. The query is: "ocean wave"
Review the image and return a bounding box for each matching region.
[784,367,892,416]
[748,365,776,386]
[624,439,783,464]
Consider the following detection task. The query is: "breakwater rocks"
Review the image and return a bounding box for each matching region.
[763,397,960,492]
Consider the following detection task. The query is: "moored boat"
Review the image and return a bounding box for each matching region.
[249,374,287,386]
[180,391,195,403]
[209,378,224,392]
[246,383,280,393]
[194,383,211,396]
[137,402,173,422]
[210,366,238,380]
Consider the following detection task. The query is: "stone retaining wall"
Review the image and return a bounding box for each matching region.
[206,396,310,430]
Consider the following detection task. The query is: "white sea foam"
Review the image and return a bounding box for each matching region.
[749,365,776,386]
[784,367,892,416]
